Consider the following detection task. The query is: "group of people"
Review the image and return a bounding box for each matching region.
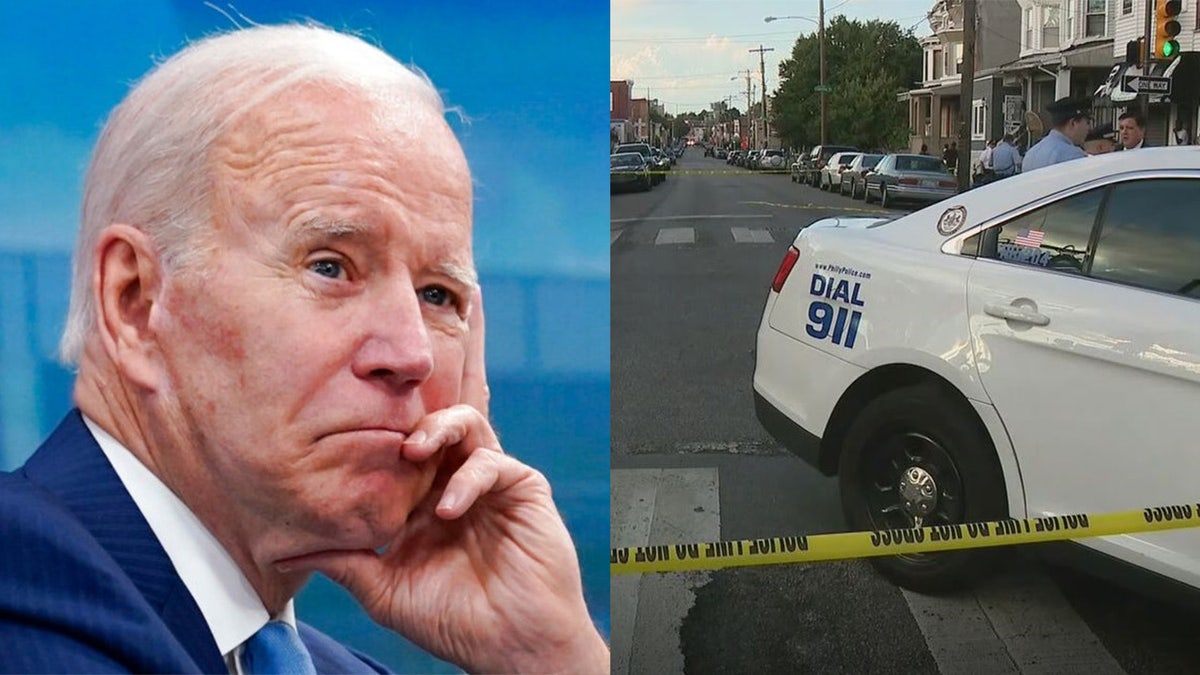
[974,95,1171,182]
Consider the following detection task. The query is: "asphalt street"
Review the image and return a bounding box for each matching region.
[610,150,1200,674]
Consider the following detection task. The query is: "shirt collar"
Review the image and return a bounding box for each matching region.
[84,415,295,656]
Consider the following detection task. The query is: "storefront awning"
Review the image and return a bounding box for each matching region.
[1001,41,1114,75]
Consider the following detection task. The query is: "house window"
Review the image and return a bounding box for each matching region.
[1043,7,1061,49]
[1085,0,1106,37]
[1123,0,1132,14]
[972,99,987,141]
[933,48,943,79]
[1066,2,1076,38]
[1025,7,1034,49]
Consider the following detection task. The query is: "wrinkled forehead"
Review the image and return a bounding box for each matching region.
[210,83,472,233]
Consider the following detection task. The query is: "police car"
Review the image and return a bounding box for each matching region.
[753,147,1200,593]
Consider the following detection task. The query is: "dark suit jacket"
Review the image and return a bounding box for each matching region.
[0,410,390,673]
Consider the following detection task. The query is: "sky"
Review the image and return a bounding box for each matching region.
[612,0,937,115]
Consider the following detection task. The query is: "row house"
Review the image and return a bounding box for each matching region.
[1000,0,1116,145]
[1095,0,1200,144]
[610,80,633,146]
[906,0,1200,165]
[902,0,1021,156]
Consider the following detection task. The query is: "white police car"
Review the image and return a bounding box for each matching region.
[753,147,1200,593]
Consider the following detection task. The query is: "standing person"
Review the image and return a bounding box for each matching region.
[990,134,1022,179]
[944,142,959,171]
[974,139,996,185]
[1021,96,1092,172]
[1117,110,1148,150]
[0,23,609,674]
[920,143,930,155]
[1174,119,1190,145]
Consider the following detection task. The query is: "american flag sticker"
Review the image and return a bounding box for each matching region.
[1014,228,1045,247]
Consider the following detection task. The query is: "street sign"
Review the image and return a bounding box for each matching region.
[1122,74,1172,94]
[813,84,832,93]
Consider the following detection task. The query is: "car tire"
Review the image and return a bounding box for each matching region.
[838,383,1009,593]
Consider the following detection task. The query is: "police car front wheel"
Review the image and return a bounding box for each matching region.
[837,382,1008,594]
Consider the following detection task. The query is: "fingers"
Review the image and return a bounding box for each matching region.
[435,447,547,520]
[460,286,490,416]
[401,404,501,463]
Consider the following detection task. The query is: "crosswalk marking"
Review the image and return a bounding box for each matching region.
[730,227,775,244]
[611,468,720,675]
[903,574,1124,674]
[655,227,695,245]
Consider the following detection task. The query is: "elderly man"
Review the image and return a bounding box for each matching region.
[1021,96,1093,172]
[0,24,608,674]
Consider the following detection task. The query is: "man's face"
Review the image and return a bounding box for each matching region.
[1064,116,1093,145]
[1119,117,1145,148]
[149,89,475,563]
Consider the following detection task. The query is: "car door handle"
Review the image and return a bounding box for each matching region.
[984,302,1050,326]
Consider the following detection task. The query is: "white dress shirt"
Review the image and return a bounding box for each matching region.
[84,416,296,674]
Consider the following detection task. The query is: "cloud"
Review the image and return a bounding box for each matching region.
[611,45,661,79]
[704,34,734,53]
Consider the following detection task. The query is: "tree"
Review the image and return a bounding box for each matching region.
[773,16,921,150]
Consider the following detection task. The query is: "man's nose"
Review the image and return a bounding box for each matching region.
[351,283,435,387]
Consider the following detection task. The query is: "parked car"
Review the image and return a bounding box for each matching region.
[610,152,652,193]
[754,147,1200,596]
[863,153,958,208]
[759,149,786,171]
[650,147,672,177]
[818,152,860,191]
[613,142,664,185]
[799,144,858,186]
[840,153,884,199]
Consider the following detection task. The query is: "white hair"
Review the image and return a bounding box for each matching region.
[59,23,447,365]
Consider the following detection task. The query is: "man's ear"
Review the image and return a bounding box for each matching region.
[92,224,166,391]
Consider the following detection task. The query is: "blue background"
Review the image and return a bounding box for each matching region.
[0,1,609,672]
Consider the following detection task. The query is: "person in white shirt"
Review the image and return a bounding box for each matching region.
[974,139,996,185]
[0,23,608,674]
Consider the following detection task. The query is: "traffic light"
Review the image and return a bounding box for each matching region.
[1155,0,1182,60]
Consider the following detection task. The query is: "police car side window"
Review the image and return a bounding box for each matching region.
[979,188,1103,272]
[1091,179,1200,298]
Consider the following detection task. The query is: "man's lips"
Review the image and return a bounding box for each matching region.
[314,427,410,444]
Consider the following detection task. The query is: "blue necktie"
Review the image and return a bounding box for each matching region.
[241,621,318,675]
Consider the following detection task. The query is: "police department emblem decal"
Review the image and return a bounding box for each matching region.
[937,206,966,236]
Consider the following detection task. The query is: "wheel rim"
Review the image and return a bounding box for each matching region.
[859,429,965,565]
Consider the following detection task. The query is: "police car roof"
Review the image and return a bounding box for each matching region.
[861,146,1200,253]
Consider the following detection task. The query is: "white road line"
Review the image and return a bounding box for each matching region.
[612,230,623,245]
[655,227,695,245]
[731,227,775,244]
[611,214,775,224]
[611,468,720,675]
[903,573,1125,674]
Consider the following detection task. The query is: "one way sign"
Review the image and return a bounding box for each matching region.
[1122,74,1172,95]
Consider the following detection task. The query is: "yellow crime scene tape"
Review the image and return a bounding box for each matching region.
[611,503,1200,575]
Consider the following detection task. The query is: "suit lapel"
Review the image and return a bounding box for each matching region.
[24,411,227,673]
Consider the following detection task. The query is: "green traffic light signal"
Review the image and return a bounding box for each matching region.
[1163,40,1179,58]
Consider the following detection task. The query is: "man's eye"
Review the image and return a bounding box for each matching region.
[420,285,457,308]
[310,259,344,279]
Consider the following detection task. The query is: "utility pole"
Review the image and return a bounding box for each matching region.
[819,0,827,146]
[1142,0,1153,119]
[737,68,754,148]
[957,0,976,192]
[750,45,775,148]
